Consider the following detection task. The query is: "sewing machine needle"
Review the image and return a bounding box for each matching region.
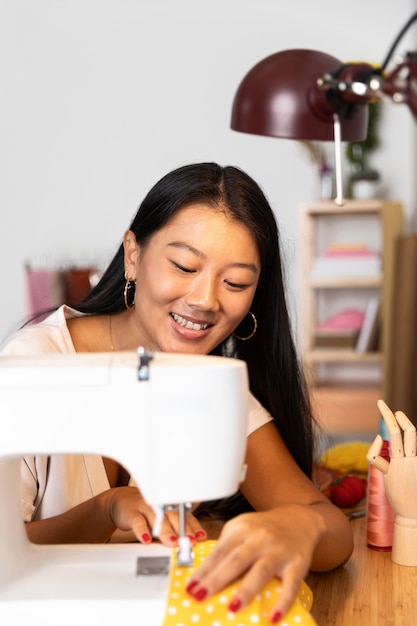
[176,503,193,567]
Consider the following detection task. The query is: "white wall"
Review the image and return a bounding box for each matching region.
[2,0,417,343]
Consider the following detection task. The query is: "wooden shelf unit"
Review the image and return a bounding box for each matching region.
[298,199,403,396]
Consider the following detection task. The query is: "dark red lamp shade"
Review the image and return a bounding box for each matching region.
[231,49,369,142]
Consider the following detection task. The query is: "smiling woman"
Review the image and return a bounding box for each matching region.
[118,204,260,355]
[0,162,353,623]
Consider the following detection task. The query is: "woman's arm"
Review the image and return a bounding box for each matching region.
[25,489,119,544]
[241,421,353,571]
[25,486,207,546]
[187,422,353,622]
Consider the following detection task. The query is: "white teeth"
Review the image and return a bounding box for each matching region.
[171,313,209,331]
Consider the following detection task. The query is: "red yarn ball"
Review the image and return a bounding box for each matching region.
[330,475,367,507]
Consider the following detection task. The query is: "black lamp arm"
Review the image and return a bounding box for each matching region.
[380,11,417,72]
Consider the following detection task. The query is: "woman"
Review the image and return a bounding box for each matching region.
[1,163,353,623]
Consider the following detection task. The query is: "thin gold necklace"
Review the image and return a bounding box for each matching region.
[108,315,115,352]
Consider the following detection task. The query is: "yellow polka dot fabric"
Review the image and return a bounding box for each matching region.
[162,540,318,626]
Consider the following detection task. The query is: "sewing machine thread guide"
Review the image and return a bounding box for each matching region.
[137,346,154,380]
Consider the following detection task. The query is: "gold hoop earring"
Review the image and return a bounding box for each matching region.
[124,274,136,309]
[233,311,257,341]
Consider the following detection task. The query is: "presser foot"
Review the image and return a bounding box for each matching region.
[176,535,194,567]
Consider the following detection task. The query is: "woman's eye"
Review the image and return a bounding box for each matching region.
[172,261,195,274]
[225,280,249,290]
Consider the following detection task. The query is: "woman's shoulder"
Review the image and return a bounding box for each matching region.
[247,391,273,435]
[0,305,81,355]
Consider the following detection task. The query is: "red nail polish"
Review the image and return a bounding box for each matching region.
[186,580,198,594]
[195,530,206,539]
[141,532,151,543]
[228,598,242,612]
[194,587,208,602]
[169,535,178,544]
[271,611,283,624]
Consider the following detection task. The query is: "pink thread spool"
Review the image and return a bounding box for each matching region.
[366,439,395,551]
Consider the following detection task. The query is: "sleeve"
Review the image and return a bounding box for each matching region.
[21,456,50,523]
[1,318,69,521]
[0,327,66,355]
[247,392,273,435]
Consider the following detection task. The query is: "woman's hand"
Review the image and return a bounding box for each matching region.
[186,503,326,623]
[105,486,207,546]
[25,485,207,545]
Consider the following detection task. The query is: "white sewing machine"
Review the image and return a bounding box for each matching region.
[0,349,249,625]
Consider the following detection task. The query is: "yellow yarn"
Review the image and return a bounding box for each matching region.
[320,441,370,475]
[163,540,317,626]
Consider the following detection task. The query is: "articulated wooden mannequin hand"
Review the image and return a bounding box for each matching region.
[367,399,417,566]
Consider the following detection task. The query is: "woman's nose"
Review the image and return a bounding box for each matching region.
[185,275,220,311]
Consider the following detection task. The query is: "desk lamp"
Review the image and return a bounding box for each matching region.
[231,11,417,205]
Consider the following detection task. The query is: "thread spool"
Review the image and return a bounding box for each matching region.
[366,439,395,551]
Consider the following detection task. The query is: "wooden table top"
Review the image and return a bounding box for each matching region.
[307,515,417,625]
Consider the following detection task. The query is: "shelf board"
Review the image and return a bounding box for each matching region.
[306,349,382,363]
[313,380,382,390]
[310,275,382,288]
[299,199,384,216]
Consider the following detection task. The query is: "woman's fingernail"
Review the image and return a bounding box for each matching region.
[186,534,196,543]
[186,580,199,594]
[169,535,178,544]
[194,587,208,601]
[195,530,206,539]
[271,611,283,624]
[141,532,151,543]
[228,597,242,612]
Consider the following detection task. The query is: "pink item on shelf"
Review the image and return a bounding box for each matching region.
[316,309,365,332]
[324,249,379,257]
[24,267,65,318]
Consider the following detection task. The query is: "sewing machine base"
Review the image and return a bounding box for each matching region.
[0,543,171,625]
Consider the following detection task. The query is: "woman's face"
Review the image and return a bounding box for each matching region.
[126,204,261,354]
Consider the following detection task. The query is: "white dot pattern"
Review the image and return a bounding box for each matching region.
[162,541,318,626]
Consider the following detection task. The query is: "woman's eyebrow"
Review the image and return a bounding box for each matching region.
[167,241,259,273]
[167,241,203,257]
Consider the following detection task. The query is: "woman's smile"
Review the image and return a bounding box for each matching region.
[170,312,212,332]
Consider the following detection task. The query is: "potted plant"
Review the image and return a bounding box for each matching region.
[345,101,383,198]
[299,140,333,199]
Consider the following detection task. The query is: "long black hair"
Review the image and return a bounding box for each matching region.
[78,163,313,464]
[76,163,314,515]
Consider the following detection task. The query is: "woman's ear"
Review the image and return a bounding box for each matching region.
[123,230,139,281]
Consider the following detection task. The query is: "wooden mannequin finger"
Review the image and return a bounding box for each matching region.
[367,435,389,473]
[395,410,416,457]
[377,399,404,458]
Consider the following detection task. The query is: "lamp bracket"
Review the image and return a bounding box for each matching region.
[317,63,381,118]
